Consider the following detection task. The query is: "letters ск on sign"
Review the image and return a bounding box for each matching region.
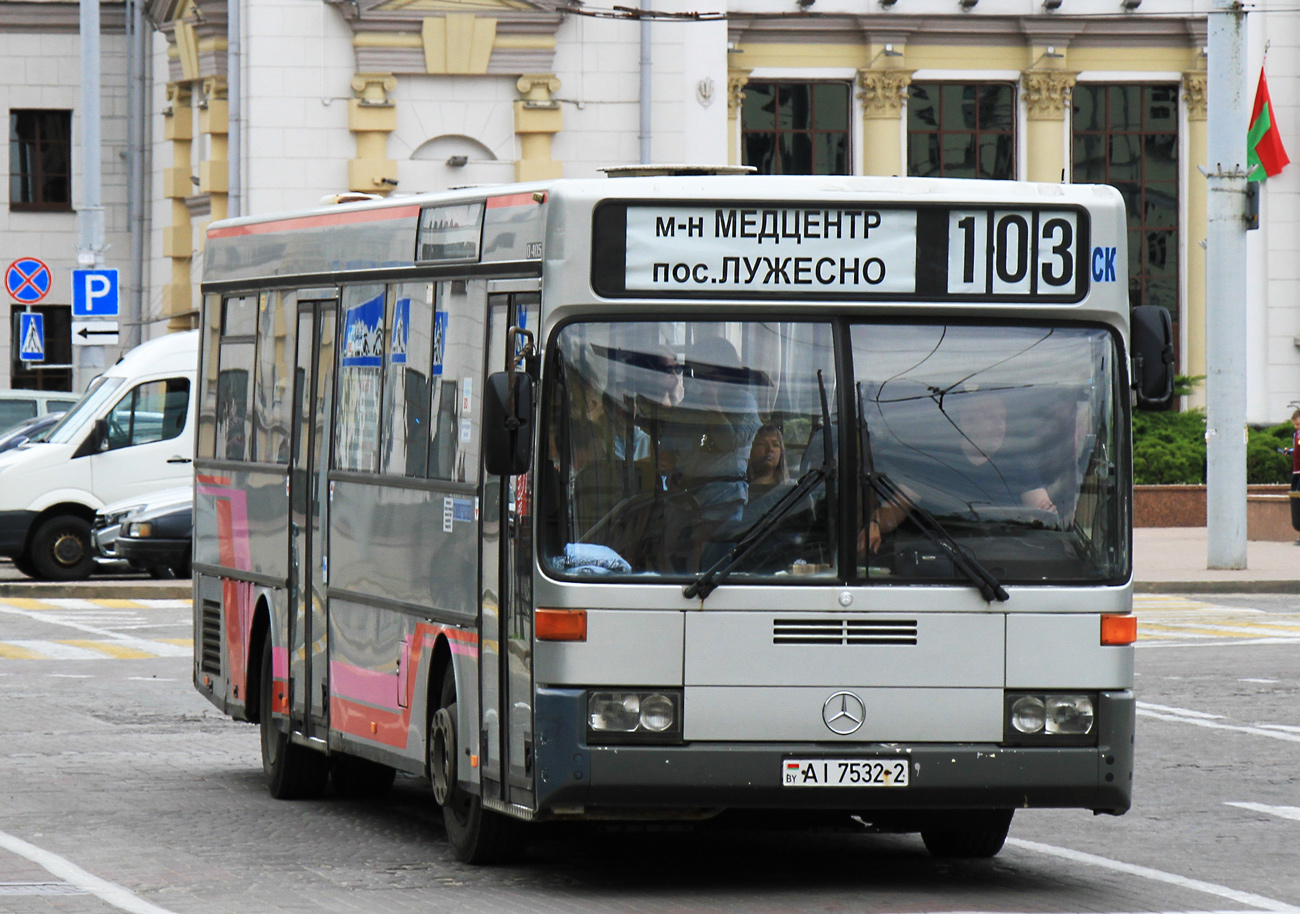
[624,206,919,295]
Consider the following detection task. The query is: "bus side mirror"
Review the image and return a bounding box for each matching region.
[483,371,534,476]
[1131,305,1174,411]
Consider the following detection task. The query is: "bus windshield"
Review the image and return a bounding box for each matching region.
[541,320,1126,587]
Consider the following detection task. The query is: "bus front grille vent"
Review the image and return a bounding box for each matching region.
[773,618,918,646]
[200,599,222,676]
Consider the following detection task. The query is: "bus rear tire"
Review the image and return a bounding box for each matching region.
[259,638,329,800]
[920,810,1014,858]
[430,666,525,865]
[331,753,396,798]
[29,515,96,581]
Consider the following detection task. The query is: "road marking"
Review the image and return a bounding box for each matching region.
[60,640,157,660]
[0,603,192,660]
[1133,596,1300,647]
[0,828,179,914]
[1227,802,1300,823]
[1137,702,1300,744]
[1009,838,1300,913]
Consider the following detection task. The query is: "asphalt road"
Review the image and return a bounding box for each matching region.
[0,590,1297,914]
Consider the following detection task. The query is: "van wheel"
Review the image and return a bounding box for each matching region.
[29,515,96,581]
[920,810,1014,858]
[429,666,525,864]
[12,552,38,578]
[259,638,329,799]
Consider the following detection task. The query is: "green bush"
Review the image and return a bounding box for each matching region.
[1130,408,1293,486]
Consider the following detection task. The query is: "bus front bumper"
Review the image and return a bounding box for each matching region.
[534,688,1133,818]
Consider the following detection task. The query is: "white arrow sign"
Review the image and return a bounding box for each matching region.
[72,320,120,346]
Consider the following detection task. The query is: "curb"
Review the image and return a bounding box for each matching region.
[1134,580,1300,594]
[0,583,192,599]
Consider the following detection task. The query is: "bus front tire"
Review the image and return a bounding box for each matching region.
[920,810,1014,858]
[29,515,96,581]
[429,666,525,865]
[259,638,329,799]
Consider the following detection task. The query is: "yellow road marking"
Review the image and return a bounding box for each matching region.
[95,599,148,609]
[0,644,43,659]
[59,640,156,659]
[0,598,55,611]
[158,638,194,647]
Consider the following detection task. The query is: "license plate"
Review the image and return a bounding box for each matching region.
[783,758,909,788]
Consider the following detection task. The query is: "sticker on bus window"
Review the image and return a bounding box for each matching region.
[461,377,473,415]
[342,293,384,367]
[391,298,409,365]
[431,311,448,376]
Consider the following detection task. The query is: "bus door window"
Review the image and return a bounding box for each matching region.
[335,285,386,473]
[381,282,435,477]
[215,294,257,461]
[428,280,485,484]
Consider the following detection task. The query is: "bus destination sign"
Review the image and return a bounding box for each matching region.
[592,202,1089,302]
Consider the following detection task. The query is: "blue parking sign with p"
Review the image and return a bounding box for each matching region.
[19,312,44,362]
[73,268,120,317]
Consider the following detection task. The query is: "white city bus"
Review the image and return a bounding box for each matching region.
[193,172,1173,864]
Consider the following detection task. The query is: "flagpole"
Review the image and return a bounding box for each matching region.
[1204,0,1250,569]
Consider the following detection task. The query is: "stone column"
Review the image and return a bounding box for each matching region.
[161,83,193,329]
[514,74,562,182]
[1022,70,1077,184]
[727,69,751,167]
[1183,70,1208,407]
[199,76,229,223]
[857,69,912,176]
[348,74,399,195]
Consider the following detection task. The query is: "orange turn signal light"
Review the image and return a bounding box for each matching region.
[536,608,587,642]
[1101,613,1137,645]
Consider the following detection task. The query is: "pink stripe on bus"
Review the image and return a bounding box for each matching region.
[207,204,421,239]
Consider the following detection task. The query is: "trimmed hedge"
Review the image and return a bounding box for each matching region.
[1131,408,1293,485]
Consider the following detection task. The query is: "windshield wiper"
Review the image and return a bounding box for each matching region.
[858,384,1009,603]
[684,371,835,601]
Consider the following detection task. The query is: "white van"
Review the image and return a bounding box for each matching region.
[0,331,198,580]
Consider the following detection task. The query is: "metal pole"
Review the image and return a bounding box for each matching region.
[228,0,241,218]
[77,0,103,269]
[126,0,146,349]
[639,0,651,165]
[1205,0,1250,568]
[77,0,104,389]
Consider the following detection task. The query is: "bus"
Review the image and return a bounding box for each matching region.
[192,171,1173,864]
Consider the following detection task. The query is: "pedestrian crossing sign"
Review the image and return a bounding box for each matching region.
[18,311,44,362]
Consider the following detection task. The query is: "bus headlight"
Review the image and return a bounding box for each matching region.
[587,690,682,744]
[1003,692,1096,744]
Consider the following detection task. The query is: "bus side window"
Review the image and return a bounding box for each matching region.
[252,290,295,464]
[426,279,484,484]
[381,282,433,477]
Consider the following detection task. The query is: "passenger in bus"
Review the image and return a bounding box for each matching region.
[862,390,1057,555]
[660,337,761,526]
[742,424,793,521]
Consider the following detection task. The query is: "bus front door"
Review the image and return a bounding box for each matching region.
[481,290,539,812]
[289,301,337,742]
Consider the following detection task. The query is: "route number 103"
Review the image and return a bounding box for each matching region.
[947,209,1079,297]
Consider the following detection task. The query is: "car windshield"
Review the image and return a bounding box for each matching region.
[540,319,1127,588]
[46,376,123,444]
[541,320,838,582]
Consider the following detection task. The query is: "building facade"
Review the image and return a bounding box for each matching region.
[3,0,1298,421]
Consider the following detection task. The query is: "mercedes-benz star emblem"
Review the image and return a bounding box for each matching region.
[822,691,866,735]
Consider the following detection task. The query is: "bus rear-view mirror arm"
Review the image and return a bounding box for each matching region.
[485,325,537,477]
[1130,305,1175,411]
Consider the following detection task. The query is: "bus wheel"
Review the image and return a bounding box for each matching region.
[429,666,525,864]
[920,810,1014,858]
[331,753,395,798]
[258,638,329,799]
[29,515,96,581]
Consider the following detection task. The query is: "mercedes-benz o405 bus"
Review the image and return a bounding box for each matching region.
[192,173,1173,863]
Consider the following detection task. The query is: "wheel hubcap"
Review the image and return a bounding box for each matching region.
[51,533,85,566]
[430,707,456,806]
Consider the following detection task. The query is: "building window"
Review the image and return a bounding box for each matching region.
[742,82,851,175]
[907,83,1016,180]
[9,110,72,211]
[1072,84,1179,323]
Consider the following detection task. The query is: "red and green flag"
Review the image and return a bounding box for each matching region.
[1248,68,1289,182]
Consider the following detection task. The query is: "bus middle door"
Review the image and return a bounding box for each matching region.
[289,300,337,743]
[481,286,539,813]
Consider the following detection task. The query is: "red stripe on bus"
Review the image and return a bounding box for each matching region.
[206,204,422,239]
[487,192,543,209]
[196,474,231,486]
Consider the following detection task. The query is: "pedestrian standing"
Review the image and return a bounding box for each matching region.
[1284,409,1300,542]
